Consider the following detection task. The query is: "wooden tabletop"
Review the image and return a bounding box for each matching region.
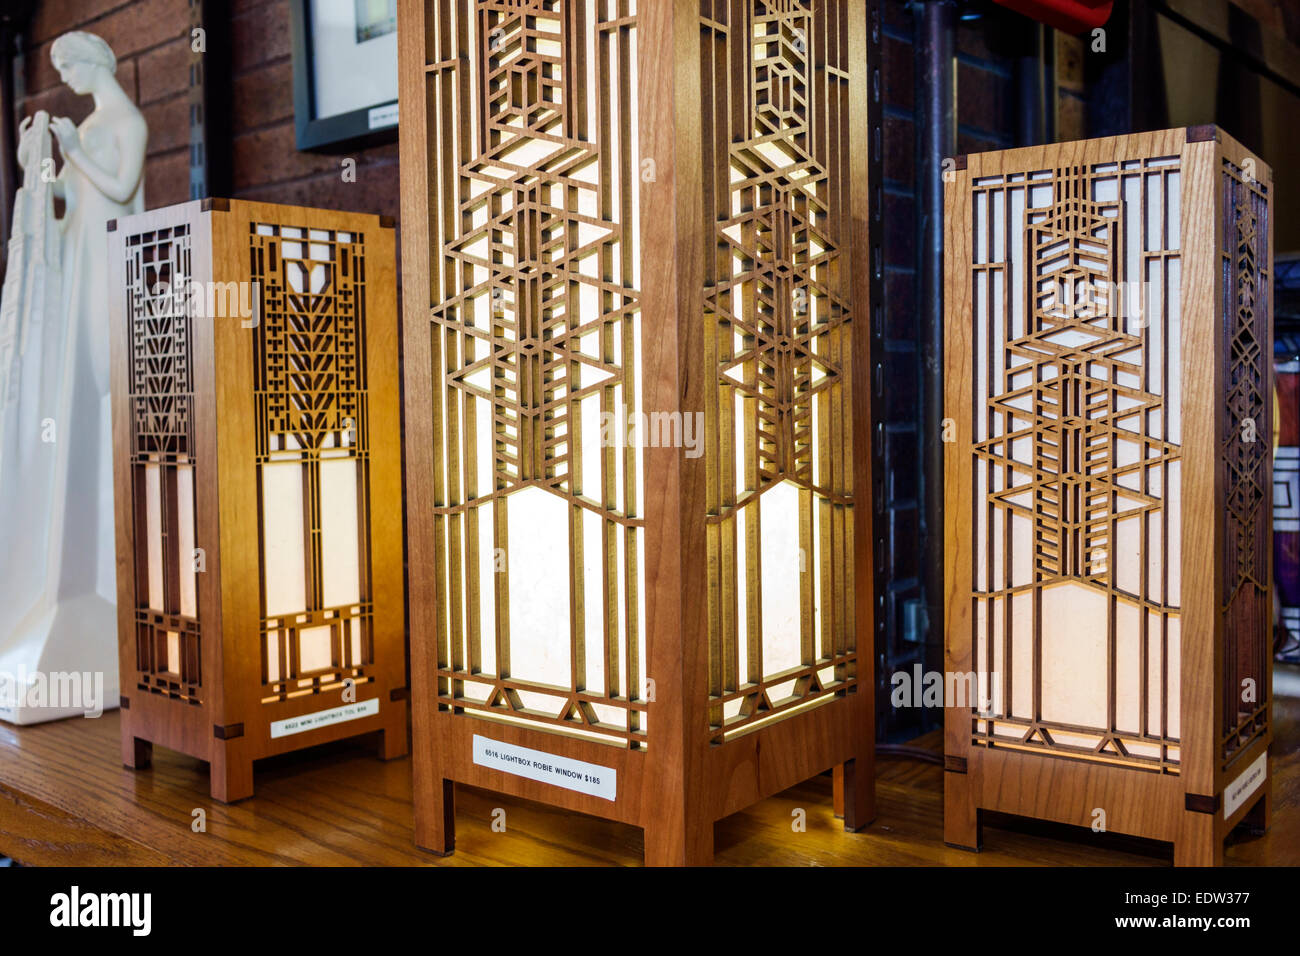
[0,700,1295,866]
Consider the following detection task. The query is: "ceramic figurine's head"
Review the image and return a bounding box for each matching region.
[50,31,116,96]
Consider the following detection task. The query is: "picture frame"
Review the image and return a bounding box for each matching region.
[289,0,399,152]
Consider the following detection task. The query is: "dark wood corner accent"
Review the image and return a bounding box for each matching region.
[1185,792,1221,814]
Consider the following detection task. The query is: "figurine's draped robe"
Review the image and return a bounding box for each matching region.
[0,108,142,695]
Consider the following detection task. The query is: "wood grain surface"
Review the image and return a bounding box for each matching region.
[0,691,1295,866]
[942,126,1277,865]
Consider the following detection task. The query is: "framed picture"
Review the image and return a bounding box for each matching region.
[290,0,399,151]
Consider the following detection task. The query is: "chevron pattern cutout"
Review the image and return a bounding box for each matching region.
[701,0,859,741]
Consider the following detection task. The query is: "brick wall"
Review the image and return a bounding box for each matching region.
[228,0,397,215]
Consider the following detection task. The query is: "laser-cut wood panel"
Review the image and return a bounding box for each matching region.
[944,127,1273,866]
[400,0,874,865]
[700,1,860,744]
[109,199,407,802]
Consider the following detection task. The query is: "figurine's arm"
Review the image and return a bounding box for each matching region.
[49,115,145,206]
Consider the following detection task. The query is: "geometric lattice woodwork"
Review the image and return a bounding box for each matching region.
[701,3,859,742]
[1220,156,1271,770]
[399,0,874,865]
[944,127,1273,866]
[125,224,203,705]
[968,156,1185,775]
[109,199,407,802]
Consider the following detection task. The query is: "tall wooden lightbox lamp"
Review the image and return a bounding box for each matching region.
[943,127,1273,865]
[108,199,408,802]
[399,0,874,864]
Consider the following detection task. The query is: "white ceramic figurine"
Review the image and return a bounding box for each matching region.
[0,31,146,723]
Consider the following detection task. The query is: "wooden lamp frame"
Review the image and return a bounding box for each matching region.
[943,126,1273,866]
[109,199,408,802]
[399,0,875,865]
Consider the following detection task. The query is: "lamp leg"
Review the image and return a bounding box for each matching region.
[210,746,254,803]
[644,813,713,866]
[1174,811,1222,866]
[840,756,875,832]
[415,778,455,856]
[377,719,408,761]
[944,767,981,851]
[122,734,151,770]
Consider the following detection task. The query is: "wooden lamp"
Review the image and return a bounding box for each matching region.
[398,0,875,864]
[943,127,1273,865]
[108,199,408,802]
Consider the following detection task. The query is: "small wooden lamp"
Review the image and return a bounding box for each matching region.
[108,199,408,801]
[943,126,1273,865]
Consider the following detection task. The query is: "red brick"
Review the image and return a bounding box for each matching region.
[882,34,912,111]
[956,130,1006,158]
[233,120,402,192]
[884,0,911,34]
[232,0,279,16]
[883,191,914,268]
[883,113,913,185]
[883,271,916,341]
[21,86,86,127]
[235,166,400,225]
[27,0,189,95]
[136,37,190,105]
[231,0,291,74]
[143,148,190,208]
[956,8,1021,63]
[232,122,337,189]
[28,0,130,45]
[882,348,920,421]
[232,59,294,131]
[956,60,1012,139]
[142,94,190,154]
